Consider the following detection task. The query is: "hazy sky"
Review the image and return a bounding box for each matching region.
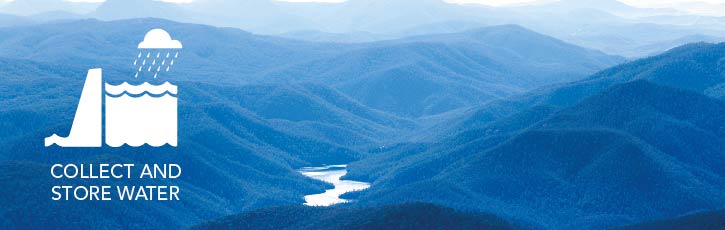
[453,0,725,15]
[5,0,717,6]
[3,0,725,15]
[449,0,725,7]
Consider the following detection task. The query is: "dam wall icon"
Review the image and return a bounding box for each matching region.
[45,28,181,148]
[45,69,178,147]
[45,69,104,147]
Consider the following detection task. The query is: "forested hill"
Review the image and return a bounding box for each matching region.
[192,203,519,230]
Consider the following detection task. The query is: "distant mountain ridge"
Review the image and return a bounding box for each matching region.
[0,0,98,16]
[0,14,722,230]
[0,19,622,118]
[0,18,619,229]
[256,24,623,117]
[344,42,725,228]
[1,0,724,57]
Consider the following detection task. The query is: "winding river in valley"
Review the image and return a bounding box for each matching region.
[298,165,370,206]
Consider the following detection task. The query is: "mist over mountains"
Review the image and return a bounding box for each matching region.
[0,1,723,229]
[1,0,725,57]
[0,18,622,119]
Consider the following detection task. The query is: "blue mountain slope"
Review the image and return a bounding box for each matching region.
[354,81,725,228]
[616,209,725,230]
[278,30,388,43]
[342,43,725,228]
[438,48,725,146]
[27,10,84,22]
[450,81,725,227]
[415,44,725,157]
[259,25,623,117]
[401,25,621,77]
[0,18,620,119]
[192,203,518,230]
[0,18,348,84]
[0,64,360,229]
[0,99,350,229]
[2,72,362,164]
[208,83,416,147]
[0,13,33,27]
[0,18,685,229]
[344,43,725,190]
[433,42,725,139]
[91,0,189,22]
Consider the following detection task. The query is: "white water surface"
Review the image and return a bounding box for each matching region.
[298,165,370,206]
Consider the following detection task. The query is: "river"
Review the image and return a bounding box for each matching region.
[298,165,370,206]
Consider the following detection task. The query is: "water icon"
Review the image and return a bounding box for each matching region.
[47,28,183,148]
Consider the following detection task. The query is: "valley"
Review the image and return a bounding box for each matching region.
[298,165,370,207]
[0,12,722,230]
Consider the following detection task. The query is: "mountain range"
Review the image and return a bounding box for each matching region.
[344,42,725,228]
[1,0,724,57]
[0,18,622,229]
[0,15,723,229]
[0,18,622,119]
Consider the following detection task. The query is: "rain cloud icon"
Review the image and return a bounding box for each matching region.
[134,29,182,78]
[138,29,183,49]
[45,28,182,148]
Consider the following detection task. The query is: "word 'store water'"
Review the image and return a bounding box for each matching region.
[105,82,178,147]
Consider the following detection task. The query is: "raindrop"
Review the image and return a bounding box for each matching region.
[161,59,166,65]
[137,52,142,58]
[166,52,170,58]
[157,66,161,72]
[146,52,151,58]
[166,66,170,72]
[153,73,158,78]
[170,60,175,66]
[133,59,137,66]
[152,59,156,65]
[138,66,143,72]
[175,52,179,58]
[148,66,152,72]
[134,72,138,78]
[156,52,160,58]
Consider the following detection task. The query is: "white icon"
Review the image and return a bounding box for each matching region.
[45,69,103,147]
[105,82,177,147]
[46,29,182,148]
[134,29,182,79]
[138,29,183,49]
